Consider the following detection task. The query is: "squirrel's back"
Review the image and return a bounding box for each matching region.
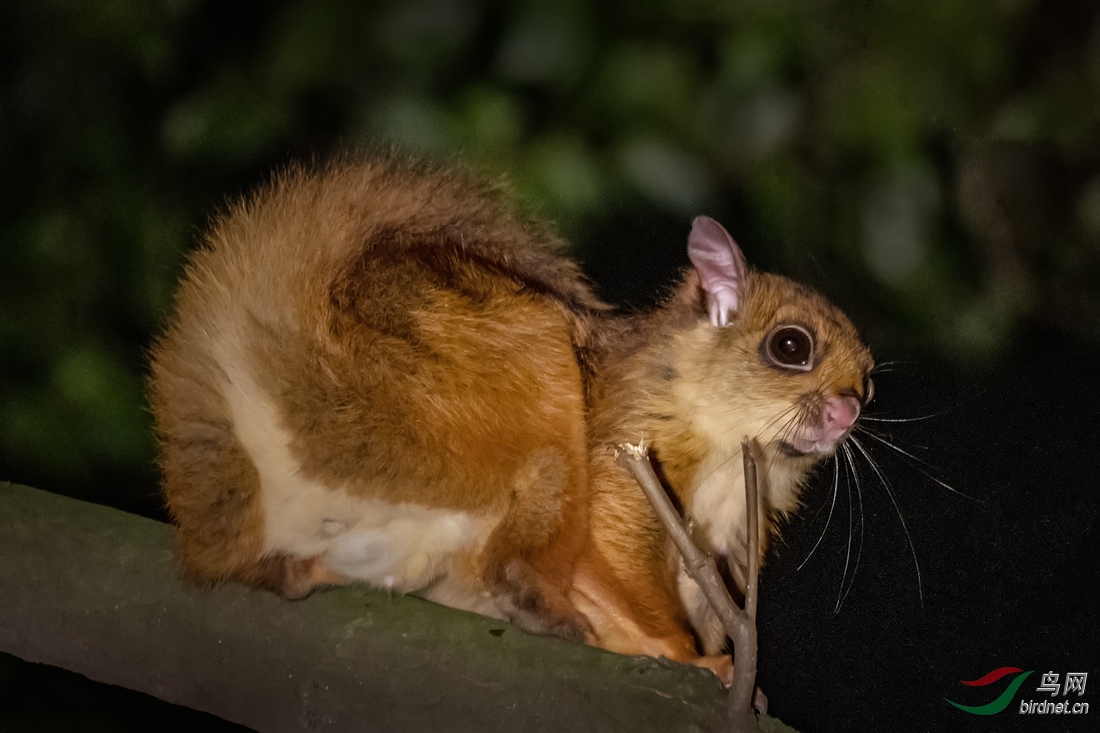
[163,158,601,361]
[149,158,603,618]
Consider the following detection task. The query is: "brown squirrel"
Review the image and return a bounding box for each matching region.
[149,156,873,684]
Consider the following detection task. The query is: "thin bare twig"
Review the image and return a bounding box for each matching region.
[615,439,763,732]
[727,437,760,726]
[616,442,741,633]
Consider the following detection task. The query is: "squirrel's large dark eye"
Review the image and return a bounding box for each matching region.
[765,326,814,371]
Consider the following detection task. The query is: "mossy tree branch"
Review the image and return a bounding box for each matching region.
[0,482,802,732]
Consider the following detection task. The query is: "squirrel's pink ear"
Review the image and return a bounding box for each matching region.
[687,216,748,327]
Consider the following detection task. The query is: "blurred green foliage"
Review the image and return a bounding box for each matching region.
[1,0,1099,508]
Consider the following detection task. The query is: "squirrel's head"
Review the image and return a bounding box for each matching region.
[668,216,874,462]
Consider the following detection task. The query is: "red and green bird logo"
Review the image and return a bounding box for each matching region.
[945,667,1034,715]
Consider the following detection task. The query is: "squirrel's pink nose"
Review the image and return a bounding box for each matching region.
[822,396,861,442]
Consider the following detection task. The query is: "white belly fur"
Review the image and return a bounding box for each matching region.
[678,445,806,652]
[689,451,748,556]
[222,354,497,615]
[673,451,745,653]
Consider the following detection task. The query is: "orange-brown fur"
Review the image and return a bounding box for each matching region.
[149,155,873,681]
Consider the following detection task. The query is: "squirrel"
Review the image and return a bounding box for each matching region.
[149,156,873,685]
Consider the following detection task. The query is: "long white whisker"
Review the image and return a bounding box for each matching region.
[691,403,802,488]
[850,435,924,608]
[757,409,802,487]
[862,414,946,424]
[856,428,981,502]
[755,401,803,438]
[798,453,840,571]
[807,455,838,522]
[858,425,929,451]
[835,443,865,612]
[833,445,855,612]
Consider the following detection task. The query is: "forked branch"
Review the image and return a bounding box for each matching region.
[616,437,762,733]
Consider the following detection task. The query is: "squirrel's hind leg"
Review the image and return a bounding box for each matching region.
[481,447,593,643]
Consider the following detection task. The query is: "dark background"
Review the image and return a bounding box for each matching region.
[1,1,1097,731]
